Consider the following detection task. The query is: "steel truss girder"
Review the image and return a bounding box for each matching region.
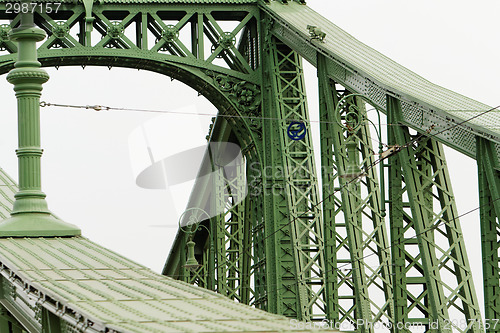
[263,2,500,163]
[259,26,326,321]
[172,116,255,309]
[476,138,500,332]
[213,157,253,303]
[0,5,264,163]
[387,96,482,333]
[162,108,262,307]
[0,2,264,130]
[0,3,259,79]
[247,163,267,310]
[170,118,263,309]
[317,54,394,331]
[0,2,488,330]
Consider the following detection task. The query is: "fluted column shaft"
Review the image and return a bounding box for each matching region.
[7,11,50,214]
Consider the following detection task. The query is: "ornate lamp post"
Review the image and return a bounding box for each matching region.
[0,9,80,237]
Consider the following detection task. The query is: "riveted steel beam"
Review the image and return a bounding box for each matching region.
[318,54,393,332]
[42,309,62,333]
[213,153,251,302]
[260,19,326,320]
[388,96,482,333]
[261,1,500,165]
[0,2,260,80]
[0,1,493,330]
[0,303,27,333]
[476,138,500,332]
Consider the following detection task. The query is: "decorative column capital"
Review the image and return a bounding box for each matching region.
[7,69,49,84]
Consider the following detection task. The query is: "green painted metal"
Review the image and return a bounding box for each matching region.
[387,96,482,333]
[0,10,80,237]
[387,100,435,331]
[42,309,62,333]
[0,236,330,333]
[317,56,338,325]
[260,26,326,320]
[174,119,253,301]
[0,1,498,332]
[318,54,393,331]
[212,156,252,302]
[476,138,500,333]
[262,1,500,161]
[0,2,262,104]
[0,303,26,333]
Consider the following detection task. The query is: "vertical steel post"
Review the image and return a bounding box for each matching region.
[213,156,247,301]
[476,138,500,333]
[317,55,339,323]
[387,95,482,333]
[260,22,326,320]
[318,54,393,331]
[42,309,62,333]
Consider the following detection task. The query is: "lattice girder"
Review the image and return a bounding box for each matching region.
[0,2,264,144]
[387,96,482,333]
[318,54,393,332]
[0,1,496,331]
[213,159,251,302]
[0,2,260,76]
[177,119,253,301]
[259,23,326,320]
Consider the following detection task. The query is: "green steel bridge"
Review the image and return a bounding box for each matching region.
[0,0,498,332]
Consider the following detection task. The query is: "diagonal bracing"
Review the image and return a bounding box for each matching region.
[388,96,482,333]
[260,29,326,321]
[318,54,394,332]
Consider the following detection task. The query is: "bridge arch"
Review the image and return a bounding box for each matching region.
[0,53,262,164]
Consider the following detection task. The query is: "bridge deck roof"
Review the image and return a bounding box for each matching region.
[0,235,326,332]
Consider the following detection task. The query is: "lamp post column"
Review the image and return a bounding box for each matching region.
[0,10,80,237]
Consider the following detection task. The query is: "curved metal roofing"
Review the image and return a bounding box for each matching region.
[0,236,330,332]
[0,168,16,220]
[0,170,327,332]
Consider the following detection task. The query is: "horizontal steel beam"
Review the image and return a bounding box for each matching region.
[261,2,500,163]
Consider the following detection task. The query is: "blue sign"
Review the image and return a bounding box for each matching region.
[287,121,307,141]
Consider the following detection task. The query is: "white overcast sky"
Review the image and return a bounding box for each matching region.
[0,0,498,312]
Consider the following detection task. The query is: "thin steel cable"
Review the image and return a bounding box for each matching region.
[174,104,500,281]
[39,101,415,148]
[41,101,500,286]
[253,104,500,278]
